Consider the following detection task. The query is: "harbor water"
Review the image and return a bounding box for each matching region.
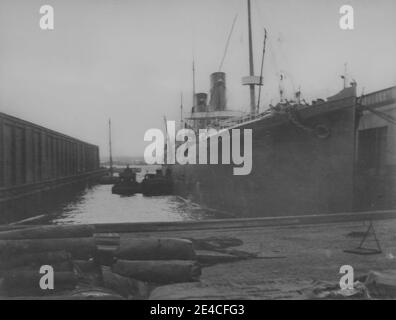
[45,184,219,225]
[1,165,223,225]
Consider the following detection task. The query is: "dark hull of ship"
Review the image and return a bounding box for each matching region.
[170,96,359,217]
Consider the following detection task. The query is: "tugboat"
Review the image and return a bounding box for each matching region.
[99,119,119,185]
[99,172,119,185]
[111,165,141,195]
[141,169,173,196]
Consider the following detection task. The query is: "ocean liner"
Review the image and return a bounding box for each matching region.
[167,0,396,217]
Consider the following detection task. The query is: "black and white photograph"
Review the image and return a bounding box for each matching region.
[0,0,395,305]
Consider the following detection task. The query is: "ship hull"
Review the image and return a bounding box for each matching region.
[170,97,358,217]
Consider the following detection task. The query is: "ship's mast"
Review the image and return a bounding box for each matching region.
[192,59,196,107]
[163,115,168,164]
[257,28,267,113]
[180,92,184,128]
[108,118,113,176]
[247,0,256,113]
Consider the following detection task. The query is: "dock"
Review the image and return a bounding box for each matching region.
[97,210,396,299]
[129,219,396,299]
[1,210,395,299]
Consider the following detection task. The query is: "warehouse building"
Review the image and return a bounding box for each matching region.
[0,112,102,221]
[355,86,396,210]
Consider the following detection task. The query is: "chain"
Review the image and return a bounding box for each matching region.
[285,108,315,134]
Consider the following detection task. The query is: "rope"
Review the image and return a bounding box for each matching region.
[218,14,238,71]
[257,28,267,113]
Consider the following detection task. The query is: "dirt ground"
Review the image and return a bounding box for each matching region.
[122,219,396,299]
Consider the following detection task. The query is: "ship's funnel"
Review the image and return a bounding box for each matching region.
[209,72,226,111]
[195,93,208,112]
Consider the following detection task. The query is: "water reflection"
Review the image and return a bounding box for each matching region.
[48,184,218,225]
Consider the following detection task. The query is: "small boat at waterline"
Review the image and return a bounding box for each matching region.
[111,180,141,195]
[141,170,173,196]
[112,166,141,195]
[99,173,119,185]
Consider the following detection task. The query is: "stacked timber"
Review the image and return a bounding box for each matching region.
[112,238,200,283]
[0,227,203,299]
[97,237,201,299]
[0,225,98,298]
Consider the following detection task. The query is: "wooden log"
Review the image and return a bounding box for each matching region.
[72,260,102,287]
[52,261,74,272]
[73,260,99,274]
[56,287,124,300]
[115,238,195,260]
[0,279,5,296]
[9,215,47,226]
[2,289,124,300]
[94,233,120,246]
[94,245,117,266]
[148,282,215,300]
[3,295,123,300]
[1,261,73,274]
[0,225,95,240]
[93,210,396,233]
[0,250,70,270]
[365,270,396,298]
[0,225,30,232]
[112,260,201,284]
[101,267,149,299]
[0,238,97,259]
[195,250,243,265]
[2,270,77,296]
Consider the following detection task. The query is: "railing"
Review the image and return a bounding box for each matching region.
[217,88,395,130]
[217,109,273,129]
[202,86,396,131]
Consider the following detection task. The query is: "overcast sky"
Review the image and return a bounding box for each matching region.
[0,0,395,158]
